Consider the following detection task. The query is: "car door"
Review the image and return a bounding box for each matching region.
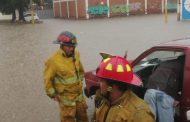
[131,48,186,122]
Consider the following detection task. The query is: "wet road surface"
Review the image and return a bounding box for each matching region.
[0,13,190,122]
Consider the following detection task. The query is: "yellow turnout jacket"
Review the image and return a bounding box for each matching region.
[44,49,85,106]
[95,90,155,122]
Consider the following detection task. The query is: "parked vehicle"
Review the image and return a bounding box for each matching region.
[84,37,190,122]
[24,12,40,22]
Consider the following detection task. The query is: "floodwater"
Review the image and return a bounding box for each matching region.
[0,13,190,122]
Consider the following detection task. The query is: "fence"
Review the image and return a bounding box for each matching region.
[36,9,54,19]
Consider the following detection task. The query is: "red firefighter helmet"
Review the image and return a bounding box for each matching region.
[96,56,142,86]
[53,31,77,46]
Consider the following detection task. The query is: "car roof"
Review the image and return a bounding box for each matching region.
[156,37,190,48]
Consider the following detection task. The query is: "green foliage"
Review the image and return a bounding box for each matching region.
[0,0,42,14]
[0,0,15,14]
[0,0,42,21]
[33,0,41,5]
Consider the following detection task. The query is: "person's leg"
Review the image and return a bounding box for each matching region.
[76,100,89,122]
[156,92,174,122]
[59,103,76,122]
[144,89,157,120]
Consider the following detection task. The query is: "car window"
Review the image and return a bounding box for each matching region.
[133,50,185,87]
[134,51,184,67]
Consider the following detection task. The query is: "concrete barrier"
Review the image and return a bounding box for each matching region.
[0,13,12,20]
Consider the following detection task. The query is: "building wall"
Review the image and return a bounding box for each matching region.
[77,0,86,18]
[109,0,128,16]
[130,0,145,15]
[148,0,162,14]
[53,0,177,19]
[59,2,66,18]
[53,2,60,17]
[69,1,76,18]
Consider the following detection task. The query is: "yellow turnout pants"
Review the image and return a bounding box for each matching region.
[59,100,89,122]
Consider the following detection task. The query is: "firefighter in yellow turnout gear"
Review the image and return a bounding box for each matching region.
[93,56,155,122]
[44,31,89,122]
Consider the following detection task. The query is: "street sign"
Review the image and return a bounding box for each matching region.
[181,0,190,20]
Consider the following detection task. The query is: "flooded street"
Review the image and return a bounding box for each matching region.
[0,13,190,122]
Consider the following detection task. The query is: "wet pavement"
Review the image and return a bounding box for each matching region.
[0,13,190,122]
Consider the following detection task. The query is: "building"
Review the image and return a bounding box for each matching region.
[53,0,177,19]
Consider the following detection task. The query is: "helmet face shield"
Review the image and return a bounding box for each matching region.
[96,56,142,86]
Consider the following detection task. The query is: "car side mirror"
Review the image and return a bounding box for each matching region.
[187,110,190,121]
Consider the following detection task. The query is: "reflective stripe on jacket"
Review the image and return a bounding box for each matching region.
[95,90,155,122]
[44,49,85,106]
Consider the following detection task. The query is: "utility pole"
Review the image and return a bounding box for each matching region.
[164,0,168,23]
[30,0,35,25]
[177,0,180,21]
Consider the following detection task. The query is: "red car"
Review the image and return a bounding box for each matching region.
[84,37,190,122]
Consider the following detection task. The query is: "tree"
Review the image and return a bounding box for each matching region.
[0,0,16,21]
[44,0,53,4]
[16,0,30,21]
[0,0,40,22]
[33,0,41,6]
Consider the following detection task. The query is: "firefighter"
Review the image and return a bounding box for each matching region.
[93,56,155,122]
[44,31,89,122]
